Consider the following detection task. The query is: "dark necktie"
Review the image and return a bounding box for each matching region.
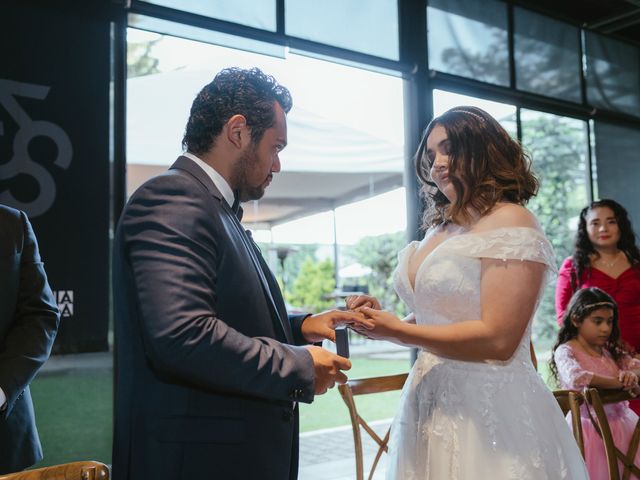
[231,191,243,221]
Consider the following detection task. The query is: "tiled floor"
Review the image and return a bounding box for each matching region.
[299,420,391,479]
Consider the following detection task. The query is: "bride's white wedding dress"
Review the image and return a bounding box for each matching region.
[387,226,588,479]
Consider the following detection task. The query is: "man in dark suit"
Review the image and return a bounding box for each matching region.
[0,204,60,474]
[112,67,371,479]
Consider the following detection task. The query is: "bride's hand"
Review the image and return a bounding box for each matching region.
[351,306,405,342]
[345,294,382,311]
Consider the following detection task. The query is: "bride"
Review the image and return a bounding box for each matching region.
[348,106,587,479]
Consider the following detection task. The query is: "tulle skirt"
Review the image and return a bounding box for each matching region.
[386,351,588,480]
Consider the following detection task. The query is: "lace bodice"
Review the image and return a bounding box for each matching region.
[393,226,557,362]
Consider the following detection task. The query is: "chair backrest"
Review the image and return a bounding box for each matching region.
[583,388,640,480]
[0,461,110,480]
[553,389,585,457]
[338,372,408,480]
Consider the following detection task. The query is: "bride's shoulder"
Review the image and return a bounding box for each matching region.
[473,203,540,233]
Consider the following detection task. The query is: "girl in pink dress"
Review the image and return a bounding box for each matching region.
[552,287,640,479]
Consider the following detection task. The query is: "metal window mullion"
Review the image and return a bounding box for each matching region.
[508,2,517,90]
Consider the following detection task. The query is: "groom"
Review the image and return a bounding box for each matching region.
[112,67,368,480]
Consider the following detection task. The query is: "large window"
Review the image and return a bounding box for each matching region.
[593,121,640,229]
[141,0,277,31]
[521,110,589,346]
[585,32,640,117]
[514,8,581,102]
[427,0,509,86]
[285,0,399,60]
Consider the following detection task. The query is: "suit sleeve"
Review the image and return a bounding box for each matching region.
[289,314,312,346]
[555,257,574,326]
[121,177,315,403]
[0,211,60,418]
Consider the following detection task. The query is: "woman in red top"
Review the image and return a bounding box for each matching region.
[556,199,640,410]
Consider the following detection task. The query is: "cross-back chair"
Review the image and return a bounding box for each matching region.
[0,461,109,480]
[583,388,640,480]
[338,372,408,480]
[553,389,586,457]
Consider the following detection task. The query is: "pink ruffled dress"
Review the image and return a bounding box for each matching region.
[554,342,640,479]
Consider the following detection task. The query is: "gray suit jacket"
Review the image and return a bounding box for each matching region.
[0,205,59,474]
[112,156,315,480]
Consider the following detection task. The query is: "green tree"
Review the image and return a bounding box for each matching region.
[523,114,588,346]
[127,38,161,78]
[288,257,336,312]
[346,232,408,316]
[256,243,319,304]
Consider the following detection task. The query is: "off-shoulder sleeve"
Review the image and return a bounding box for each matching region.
[441,227,558,272]
[554,344,593,389]
[555,257,575,326]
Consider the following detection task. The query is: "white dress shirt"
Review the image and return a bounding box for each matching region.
[182,152,234,208]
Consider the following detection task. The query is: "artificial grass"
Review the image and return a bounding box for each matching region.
[27,354,550,465]
[26,357,410,467]
[29,370,113,468]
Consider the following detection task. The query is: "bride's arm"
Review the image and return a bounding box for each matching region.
[359,258,546,362]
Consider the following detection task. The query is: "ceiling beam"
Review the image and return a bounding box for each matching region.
[588,6,640,30]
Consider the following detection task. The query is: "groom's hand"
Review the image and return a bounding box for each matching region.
[301,310,373,343]
[305,345,351,395]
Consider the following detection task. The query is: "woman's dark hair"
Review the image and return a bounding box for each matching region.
[182,67,293,155]
[549,287,628,385]
[415,106,538,227]
[571,199,640,290]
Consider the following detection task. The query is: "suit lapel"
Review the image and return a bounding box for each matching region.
[242,229,294,342]
[225,206,293,343]
[170,156,293,344]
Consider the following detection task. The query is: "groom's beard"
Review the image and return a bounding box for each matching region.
[232,144,267,202]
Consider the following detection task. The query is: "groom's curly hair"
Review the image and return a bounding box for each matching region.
[415,106,538,228]
[182,67,292,155]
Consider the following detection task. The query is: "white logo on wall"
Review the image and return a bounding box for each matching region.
[53,290,74,318]
[0,79,73,218]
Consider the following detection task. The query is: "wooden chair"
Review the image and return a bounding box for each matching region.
[0,461,109,480]
[583,388,640,480]
[553,389,586,457]
[338,373,408,480]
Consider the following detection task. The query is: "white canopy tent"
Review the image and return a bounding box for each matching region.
[126,69,405,229]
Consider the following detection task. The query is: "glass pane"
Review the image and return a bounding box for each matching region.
[594,121,640,229]
[129,14,284,58]
[521,110,589,349]
[514,7,581,103]
[427,0,509,86]
[433,89,517,136]
[140,0,277,31]
[285,0,399,60]
[585,31,640,117]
